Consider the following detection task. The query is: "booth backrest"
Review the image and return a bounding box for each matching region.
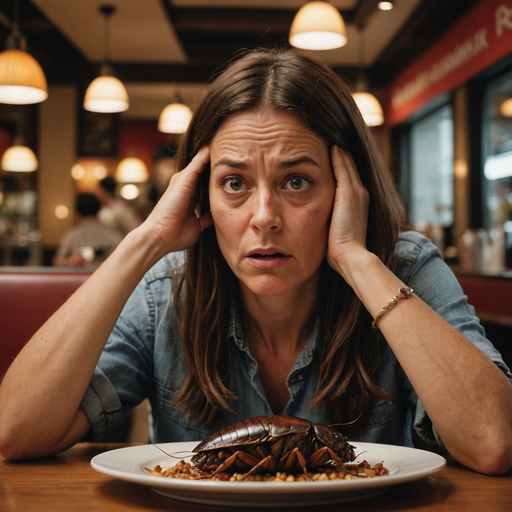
[456,274,512,326]
[0,270,92,378]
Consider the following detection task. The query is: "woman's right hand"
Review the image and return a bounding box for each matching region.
[143,145,213,256]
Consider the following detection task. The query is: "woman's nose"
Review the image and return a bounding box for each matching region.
[249,188,282,233]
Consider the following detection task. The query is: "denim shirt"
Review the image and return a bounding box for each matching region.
[81,231,512,448]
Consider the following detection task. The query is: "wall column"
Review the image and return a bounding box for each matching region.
[37,86,77,249]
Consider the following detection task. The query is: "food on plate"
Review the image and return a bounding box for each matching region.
[145,459,389,482]
[145,415,388,482]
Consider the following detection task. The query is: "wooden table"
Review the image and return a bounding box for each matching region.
[1,443,511,511]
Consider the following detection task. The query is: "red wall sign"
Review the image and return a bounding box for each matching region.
[386,0,512,127]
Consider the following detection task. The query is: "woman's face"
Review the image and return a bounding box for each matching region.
[209,109,336,299]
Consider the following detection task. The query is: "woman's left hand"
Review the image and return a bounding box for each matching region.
[326,146,370,277]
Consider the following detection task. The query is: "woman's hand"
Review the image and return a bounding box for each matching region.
[326,146,370,277]
[143,145,214,256]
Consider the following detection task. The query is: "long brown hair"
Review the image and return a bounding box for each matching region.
[172,47,405,428]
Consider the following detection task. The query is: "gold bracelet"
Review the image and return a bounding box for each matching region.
[372,287,413,329]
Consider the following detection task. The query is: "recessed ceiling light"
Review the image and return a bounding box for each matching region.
[378,1,394,11]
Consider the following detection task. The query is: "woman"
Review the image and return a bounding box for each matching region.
[1,48,511,474]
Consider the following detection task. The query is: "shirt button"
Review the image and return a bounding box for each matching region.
[297,374,304,381]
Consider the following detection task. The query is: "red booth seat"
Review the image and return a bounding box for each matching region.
[0,269,92,378]
[456,274,512,327]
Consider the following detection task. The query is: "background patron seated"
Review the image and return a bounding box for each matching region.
[53,193,122,267]
[97,177,141,237]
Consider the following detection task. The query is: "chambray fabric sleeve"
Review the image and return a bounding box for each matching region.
[79,276,155,441]
[395,231,512,448]
[80,253,184,441]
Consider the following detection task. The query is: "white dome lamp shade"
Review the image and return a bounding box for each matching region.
[1,144,38,172]
[84,65,129,113]
[158,103,193,134]
[289,1,347,51]
[0,0,48,105]
[0,49,48,105]
[116,156,148,183]
[2,109,39,172]
[83,5,129,114]
[352,92,384,127]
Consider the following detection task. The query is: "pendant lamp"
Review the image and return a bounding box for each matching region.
[158,102,192,134]
[1,143,38,172]
[0,0,48,105]
[352,92,384,127]
[1,108,38,172]
[289,1,347,51]
[351,30,384,127]
[116,156,148,183]
[84,5,129,113]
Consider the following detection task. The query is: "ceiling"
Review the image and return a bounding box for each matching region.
[0,0,482,120]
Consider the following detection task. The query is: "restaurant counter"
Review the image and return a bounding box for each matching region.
[1,443,511,511]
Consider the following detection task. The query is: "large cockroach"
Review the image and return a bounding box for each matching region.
[190,415,356,481]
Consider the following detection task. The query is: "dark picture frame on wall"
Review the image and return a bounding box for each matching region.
[78,105,118,158]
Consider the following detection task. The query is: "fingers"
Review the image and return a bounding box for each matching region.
[158,145,209,204]
[331,146,364,191]
[183,145,210,181]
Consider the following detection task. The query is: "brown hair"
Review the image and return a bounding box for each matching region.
[172,47,405,429]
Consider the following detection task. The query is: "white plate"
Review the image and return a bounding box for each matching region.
[91,441,446,507]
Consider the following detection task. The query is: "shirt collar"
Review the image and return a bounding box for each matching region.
[227,302,323,356]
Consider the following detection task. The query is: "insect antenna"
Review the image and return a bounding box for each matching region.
[152,444,195,459]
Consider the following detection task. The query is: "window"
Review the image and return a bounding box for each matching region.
[409,104,454,230]
[482,70,512,238]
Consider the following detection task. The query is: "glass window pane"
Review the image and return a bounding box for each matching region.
[482,71,512,234]
[409,104,454,229]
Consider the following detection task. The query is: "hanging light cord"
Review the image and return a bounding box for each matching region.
[13,0,19,32]
[102,7,114,63]
[356,28,367,92]
[7,0,25,50]
[98,5,115,75]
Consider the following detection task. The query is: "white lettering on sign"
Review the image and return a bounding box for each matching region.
[496,4,512,37]
[392,28,488,109]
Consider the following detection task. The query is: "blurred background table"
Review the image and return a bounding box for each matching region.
[1,443,511,511]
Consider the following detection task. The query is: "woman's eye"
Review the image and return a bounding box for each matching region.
[224,178,245,192]
[285,177,311,191]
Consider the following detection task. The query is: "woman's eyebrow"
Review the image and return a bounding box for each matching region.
[212,159,249,171]
[278,156,320,169]
[212,156,320,172]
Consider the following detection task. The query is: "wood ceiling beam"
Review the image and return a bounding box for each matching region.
[162,3,370,33]
[169,8,296,33]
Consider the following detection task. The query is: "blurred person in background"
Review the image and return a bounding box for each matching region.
[53,193,122,267]
[97,176,141,237]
